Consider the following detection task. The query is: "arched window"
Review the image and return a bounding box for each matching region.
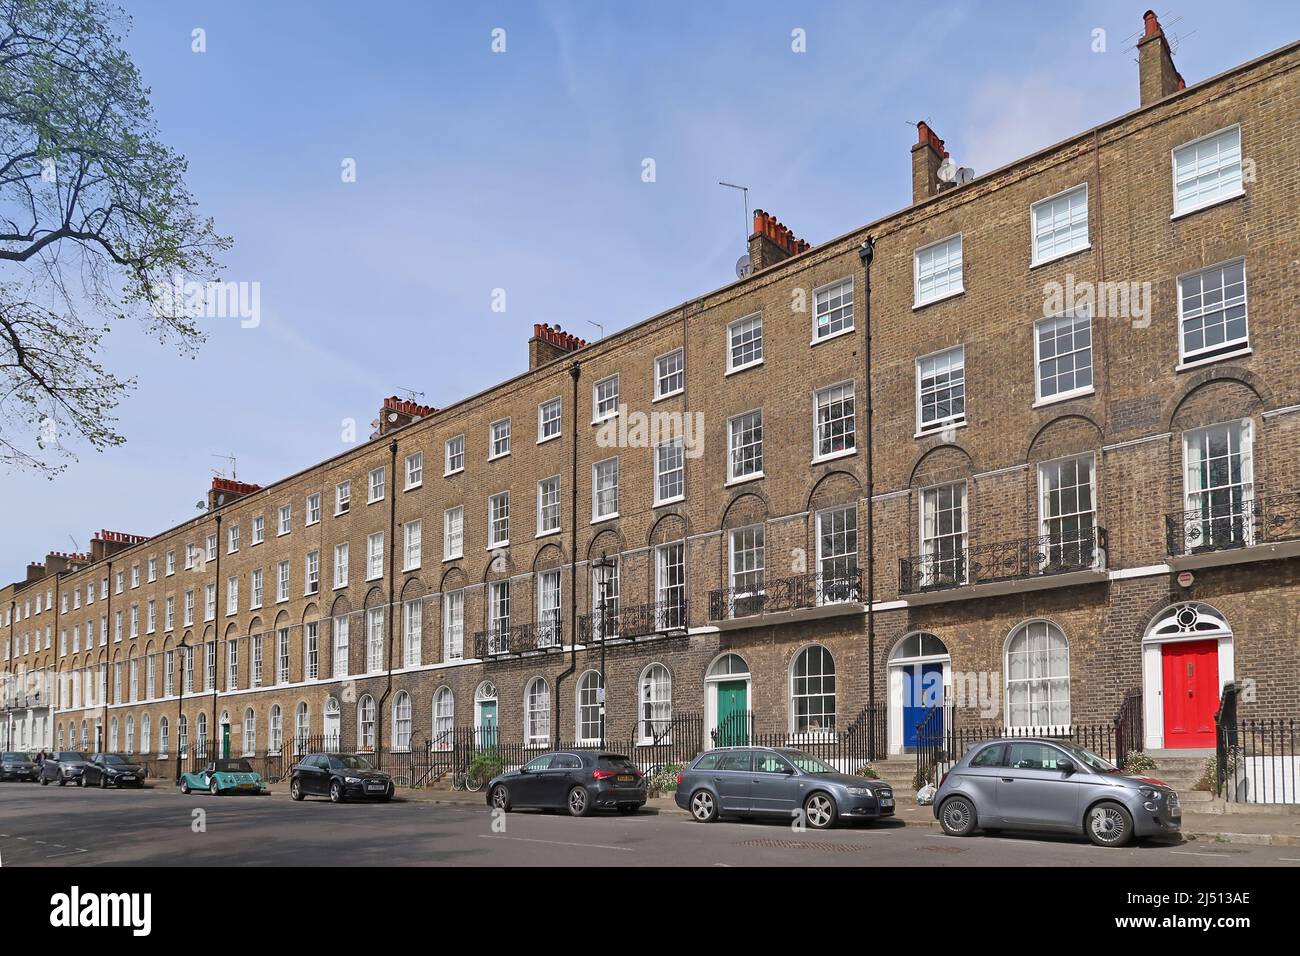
[295,702,310,753]
[80,720,89,751]
[708,653,749,678]
[639,664,672,743]
[393,691,412,752]
[433,687,454,751]
[196,712,207,756]
[577,671,603,743]
[358,695,376,750]
[324,696,341,748]
[158,717,169,757]
[177,715,188,757]
[1006,620,1071,728]
[269,705,283,755]
[524,678,550,746]
[140,714,151,755]
[124,715,135,754]
[109,716,118,751]
[57,725,64,750]
[791,645,836,733]
[243,709,256,755]
[889,632,949,661]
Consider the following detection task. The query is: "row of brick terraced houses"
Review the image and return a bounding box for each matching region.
[3,14,1298,775]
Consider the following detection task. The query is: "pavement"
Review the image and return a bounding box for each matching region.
[4,780,1299,866]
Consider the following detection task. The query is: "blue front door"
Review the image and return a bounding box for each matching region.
[902,662,943,748]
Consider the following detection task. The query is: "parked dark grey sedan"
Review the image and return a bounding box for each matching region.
[83,753,146,788]
[1,752,39,782]
[486,751,646,816]
[675,747,895,829]
[38,751,91,786]
[933,738,1181,847]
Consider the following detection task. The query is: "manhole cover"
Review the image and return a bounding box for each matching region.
[738,839,863,853]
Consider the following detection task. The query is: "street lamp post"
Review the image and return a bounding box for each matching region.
[592,551,615,749]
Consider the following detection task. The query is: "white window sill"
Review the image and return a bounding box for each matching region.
[725,472,765,488]
[914,419,967,440]
[250,603,263,611]
[592,512,619,524]
[365,575,382,583]
[810,326,855,347]
[1030,243,1091,271]
[811,448,857,465]
[443,554,463,563]
[653,388,684,404]
[367,498,383,506]
[592,413,619,427]
[251,540,263,547]
[487,453,510,462]
[913,287,965,311]
[1171,189,1245,221]
[654,495,686,507]
[487,542,509,551]
[1033,388,1094,409]
[1176,345,1251,372]
[304,588,320,597]
[404,482,422,492]
[535,528,561,540]
[726,359,764,377]
[537,433,561,446]
[306,519,320,527]
[277,531,289,538]
[333,509,349,518]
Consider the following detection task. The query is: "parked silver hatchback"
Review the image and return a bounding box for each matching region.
[933,738,1181,847]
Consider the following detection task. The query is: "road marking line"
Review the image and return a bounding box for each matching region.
[1171,850,1227,858]
[477,834,634,852]
[1278,858,1300,862]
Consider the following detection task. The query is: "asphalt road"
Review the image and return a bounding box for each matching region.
[2,781,1298,867]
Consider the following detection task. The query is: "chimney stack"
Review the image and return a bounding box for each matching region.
[89,530,148,563]
[25,562,45,584]
[912,121,950,204]
[1138,11,1185,106]
[528,323,588,370]
[378,395,437,436]
[208,476,263,511]
[748,210,811,273]
[43,552,88,576]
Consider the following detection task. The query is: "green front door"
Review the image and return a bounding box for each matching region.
[222,724,231,759]
[715,680,749,746]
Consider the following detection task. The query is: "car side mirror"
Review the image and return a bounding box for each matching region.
[1057,759,1075,775]
[783,766,797,775]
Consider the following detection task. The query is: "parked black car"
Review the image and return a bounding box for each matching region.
[486,751,646,816]
[0,752,39,782]
[82,753,146,789]
[289,753,394,803]
[38,751,91,786]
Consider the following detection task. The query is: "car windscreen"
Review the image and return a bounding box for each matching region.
[215,759,254,773]
[2,753,26,761]
[779,750,838,774]
[101,755,128,765]
[1060,743,1118,773]
[57,753,86,761]
[596,755,638,773]
[330,755,375,770]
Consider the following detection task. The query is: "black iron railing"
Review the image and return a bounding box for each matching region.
[576,599,689,643]
[708,570,863,622]
[1114,688,1144,760]
[899,527,1106,594]
[1165,491,1300,556]
[473,619,564,659]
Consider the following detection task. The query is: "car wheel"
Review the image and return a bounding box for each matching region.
[100,775,108,789]
[378,787,392,804]
[803,792,837,830]
[490,785,512,812]
[567,786,591,817]
[76,775,85,788]
[1086,801,1134,848]
[689,789,717,823]
[289,778,304,801]
[938,795,978,837]
[209,779,220,796]
[329,781,344,804]
[180,779,190,794]
[40,776,49,786]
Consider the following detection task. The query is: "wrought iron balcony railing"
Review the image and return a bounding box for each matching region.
[472,618,564,659]
[708,570,863,621]
[1165,491,1300,556]
[899,527,1106,595]
[577,599,689,643]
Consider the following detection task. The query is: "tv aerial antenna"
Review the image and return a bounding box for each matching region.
[719,181,754,278]
[211,453,237,481]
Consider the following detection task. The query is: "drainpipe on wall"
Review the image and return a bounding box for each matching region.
[377,438,399,757]
[858,237,878,758]
[211,514,222,757]
[101,560,112,752]
[555,361,581,741]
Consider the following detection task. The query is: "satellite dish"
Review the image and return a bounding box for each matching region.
[956,166,975,185]
[936,158,957,183]
[216,493,226,507]
[387,412,398,423]
[735,254,752,280]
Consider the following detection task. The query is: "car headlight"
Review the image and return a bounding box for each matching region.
[344,776,362,784]
[845,787,875,797]
[1138,786,1162,800]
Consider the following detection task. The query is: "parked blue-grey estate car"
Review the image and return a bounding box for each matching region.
[933,738,1181,847]
[676,746,895,829]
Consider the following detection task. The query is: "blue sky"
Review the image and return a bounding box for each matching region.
[3,0,1298,573]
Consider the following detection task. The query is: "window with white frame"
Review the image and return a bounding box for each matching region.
[305,550,320,594]
[654,439,685,504]
[1031,184,1088,265]
[729,526,764,599]
[228,525,240,553]
[305,621,319,679]
[655,541,685,629]
[333,615,349,678]
[252,635,263,687]
[814,382,855,459]
[577,671,603,743]
[252,515,264,544]
[368,467,385,503]
[146,600,156,634]
[524,678,551,745]
[183,646,194,695]
[367,532,384,580]
[593,458,619,520]
[1173,126,1242,216]
[277,628,289,684]
[204,642,216,691]
[537,477,561,535]
[268,707,281,754]
[227,641,237,690]
[226,575,238,615]
[366,608,384,672]
[277,560,290,601]
[403,600,421,667]
[916,346,965,433]
[914,234,964,306]
[1035,309,1093,402]
[816,506,858,599]
[405,452,423,489]
[205,536,217,562]
[538,397,562,442]
[791,645,836,733]
[728,409,763,480]
[814,278,854,340]
[489,418,511,459]
[442,590,464,660]
[333,543,348,588]
[1006,620,1071,727]
[488,492,510,547]
[1178,259,1248,363]
[242,710,255,755]
[158,717,169,757]
[445,435,464,474]
[393,692,412,751]
[164,596,175,631]
[204,584,215,621]
[443,506,463,560]
[655,348,684,398]
[147,557,157,582]
[487,580,510,653]
[639,664,671,742]
[167,550,178,574]
[1183,420,1254,551]
[591,557,619,640]
[146,654,156,699]
[307,492,321,524]
[1039,454,1097,568]
[335,480,351,515]
[184,590,194,627]
[920,482,967,587]
[403,520,422,570]
[278,504,291,535]
[727,313,763,372]
[593,375,619,422]
[536,569,561,647]
[131,564,140,588]
[433,687,455,749]
[358,695,376,750]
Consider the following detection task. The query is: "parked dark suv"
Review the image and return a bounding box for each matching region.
[486,751,646,816]
[1,752,39,782]
[39,751,91,786]
[289,753,394,803]
[83,753,146,789]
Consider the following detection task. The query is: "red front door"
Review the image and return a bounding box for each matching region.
[1162,639,1219,748]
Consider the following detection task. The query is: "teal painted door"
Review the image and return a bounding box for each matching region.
[477,701,498,748]
[715,681,748,745]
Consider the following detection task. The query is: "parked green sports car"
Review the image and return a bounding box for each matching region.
[179,758,269,795]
